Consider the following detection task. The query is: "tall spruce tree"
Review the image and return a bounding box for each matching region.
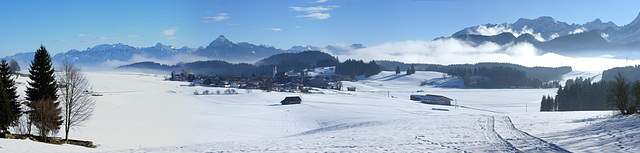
[410,65,416,74]
[0,82,11,133]
[395,66,401,74]
[26,45,60,137]
[27,45,58,102]
[0,59,20,124]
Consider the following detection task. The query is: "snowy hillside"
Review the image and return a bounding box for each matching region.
[1,71,637,152]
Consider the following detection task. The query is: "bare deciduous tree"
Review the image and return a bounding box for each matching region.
[607,73,632,115]
[30,98,62,142]
[58,61,95,142]
[9,59,20,74]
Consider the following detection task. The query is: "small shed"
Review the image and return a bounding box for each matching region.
[347,87,356,91]
[281,96,302,105]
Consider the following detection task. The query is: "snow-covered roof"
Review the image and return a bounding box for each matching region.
[412,94,452,101]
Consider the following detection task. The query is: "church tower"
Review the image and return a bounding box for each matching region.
[273,65,277,78]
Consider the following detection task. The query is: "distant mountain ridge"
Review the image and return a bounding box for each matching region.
[449,30,640,56]
[2,35,364,68]
[451,12,640,44]
[444,12,640,57]
[6,13,640,67]
[117,51,339,76]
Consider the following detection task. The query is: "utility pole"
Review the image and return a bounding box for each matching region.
[455,99,458,108]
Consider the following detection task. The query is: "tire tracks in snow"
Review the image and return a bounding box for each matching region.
[482,116,522,152]
[490,116,571,153]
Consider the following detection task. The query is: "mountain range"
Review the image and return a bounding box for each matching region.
[451,12,640,43]
[5,12,640,67]
[2,35,364,68]
[446,12,640,57]
[117,51,339,76]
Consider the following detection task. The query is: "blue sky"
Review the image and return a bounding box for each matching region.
[1,0,639,56]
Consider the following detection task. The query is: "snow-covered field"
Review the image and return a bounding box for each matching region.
[1,71,637,152]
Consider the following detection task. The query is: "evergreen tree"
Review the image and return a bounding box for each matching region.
[395,66,401,74]
[26,45,60,136]
[410,65,416,74]
[406,68,411,75]
[540,95,548,111]
[630,80,640,114]
[0,82,12,133]
[0,59,20,124]
[27,45,58,102]
[365,61,381,77]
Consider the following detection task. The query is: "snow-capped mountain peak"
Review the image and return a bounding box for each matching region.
[289,45,322,51]
[452,15,623,42]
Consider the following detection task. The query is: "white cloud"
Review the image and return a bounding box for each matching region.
[549,33,560,40]
[336,38,640,71]
[100,53,218,69]
[295,26,301,28]
[569,27,587,34]
[203,13,230,23]
[82,35,139,43]
[289,6,337,13]
[312,0,328,3]
[76,34,89,38]
[601,33,610,41]
[160,27,178,36]
[290,5,338,19]
[266,28,282,32]
[166,37,178,40]
[471,25,545,42]
[297,13,330,19]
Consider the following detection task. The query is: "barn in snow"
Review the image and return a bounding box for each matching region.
[410,94,453,105]
[281,96,302,105]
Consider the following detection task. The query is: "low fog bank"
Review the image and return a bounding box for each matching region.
[337,38,640,72]
[47,54,260,73]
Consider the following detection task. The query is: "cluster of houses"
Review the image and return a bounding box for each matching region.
[171,69,455,107]
[169,69,348,93]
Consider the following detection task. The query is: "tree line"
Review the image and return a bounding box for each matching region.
[446,66,558,88]
[0,45,95,144]
[376,61,572,82]
[540,77,610,111]
[541,73,640,115]
[335,59,381,78]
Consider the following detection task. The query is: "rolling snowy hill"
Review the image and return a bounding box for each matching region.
[1,70,636,152]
